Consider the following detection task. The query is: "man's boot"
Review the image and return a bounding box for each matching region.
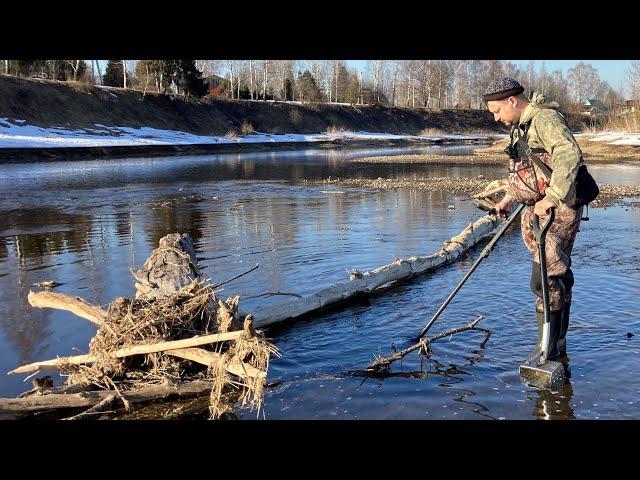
[557,302,570,357]
[546,309,563,361]
[556,303,571,379]
[527,309,562,362]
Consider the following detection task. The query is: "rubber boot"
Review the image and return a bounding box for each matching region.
[530,310,563,361]
[546,309,563,361]
[556,303,571,379]
[557,303,570,357]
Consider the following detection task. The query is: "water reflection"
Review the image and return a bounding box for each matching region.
[530,382,575,420]
[0,207,93,258]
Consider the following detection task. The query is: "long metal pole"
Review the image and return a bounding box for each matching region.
[416,203,525,340]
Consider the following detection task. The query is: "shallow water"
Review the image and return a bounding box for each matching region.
[0,145,638,420]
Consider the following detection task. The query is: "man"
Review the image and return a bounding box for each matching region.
[484,77,584,374]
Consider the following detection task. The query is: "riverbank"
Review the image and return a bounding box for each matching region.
[352,134,640,165]
[314,176,640,208]
[0,132,497,163]
[0,74,504,140]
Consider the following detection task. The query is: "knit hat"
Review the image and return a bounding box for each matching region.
[482,77,525,102]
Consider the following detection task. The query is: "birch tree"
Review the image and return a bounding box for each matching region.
[567,62,601,104]
[626,61,640,101]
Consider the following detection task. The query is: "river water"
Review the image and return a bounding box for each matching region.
[1,145,639,420]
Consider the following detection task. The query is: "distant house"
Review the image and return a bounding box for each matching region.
[203,74,226,97]
[579,99,608,116]
[624,99,640,113]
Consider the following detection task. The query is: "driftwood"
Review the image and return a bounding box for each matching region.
[4,232,276,420]
[165,348,266,379]
[63,395,118,420]
[352,315,488,376]
[473,197,497,212]
[28,291,108,326]
[473,184,508,199]
[8,330,246,375]
[131,233,199,300]
[247,213,505,328]
[0,380,215,420]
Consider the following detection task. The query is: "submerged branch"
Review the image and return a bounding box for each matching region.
[353,315,485,376]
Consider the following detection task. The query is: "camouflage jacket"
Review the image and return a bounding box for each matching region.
[508,101,583,207]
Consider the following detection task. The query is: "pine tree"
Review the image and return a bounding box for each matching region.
[297,70,322,102]
[103,60,125,87]
[176,60,208,98]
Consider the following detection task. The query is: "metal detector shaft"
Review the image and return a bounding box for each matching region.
[532,208,555,364]
[416,203,525,340]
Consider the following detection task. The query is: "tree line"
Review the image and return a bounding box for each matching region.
[2,59,639,113]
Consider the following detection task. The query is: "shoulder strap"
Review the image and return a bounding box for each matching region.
[520,120,553,177]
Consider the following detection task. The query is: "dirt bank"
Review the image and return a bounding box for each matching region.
[0,74,505,136]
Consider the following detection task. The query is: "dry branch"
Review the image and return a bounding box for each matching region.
[165,348,266,379]
[28,291,108,326]
[355,315,486,375]
[8,330,245,375]
[62,395,118,420]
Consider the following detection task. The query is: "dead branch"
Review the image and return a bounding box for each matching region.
[8,330,245,375]
[62,395,118,420]
[211,263,259,289]
[356,315,485,375]
[28,291,108,326]
[473,197,496,212]
[165,347,266,379]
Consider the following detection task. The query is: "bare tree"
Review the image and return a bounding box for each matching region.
[65,60,82,81]
[389,61,402,106]
[369,60,386,104]
[262,60,270,100]
[567,62,601,104]
[249,60,255,100]
[626,61,640,101]
[227,60,237,99]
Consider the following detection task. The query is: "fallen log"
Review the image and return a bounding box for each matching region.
[473,184,508,199]
[248,213,504,328]
[0,380,215,420]
[8,330,245,375]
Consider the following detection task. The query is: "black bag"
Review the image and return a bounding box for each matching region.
[571,164,600,208]
[524,152,599,208]
[518,121,599,209]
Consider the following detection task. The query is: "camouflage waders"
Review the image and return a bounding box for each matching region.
[507,125,583,314]
[507,104,585,365]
